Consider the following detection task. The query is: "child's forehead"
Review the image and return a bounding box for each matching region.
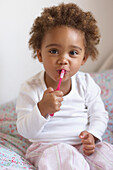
[44,26,84,38]
[41,26,85,48]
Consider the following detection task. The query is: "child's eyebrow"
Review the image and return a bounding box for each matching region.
[70,45,82,51]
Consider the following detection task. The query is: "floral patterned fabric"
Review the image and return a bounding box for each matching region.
[0,100,36,169]
[0,144,36,170]
[0,69,113,169]
[90,69,113,143]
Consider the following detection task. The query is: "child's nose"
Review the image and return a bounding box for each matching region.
[57,55,68,65]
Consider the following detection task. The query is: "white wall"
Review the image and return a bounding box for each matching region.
[0,0,113,104]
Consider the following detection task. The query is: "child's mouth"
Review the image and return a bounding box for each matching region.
[57,69,66,75]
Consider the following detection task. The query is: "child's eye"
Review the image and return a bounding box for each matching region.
[49,49,58,54]
[70,50,78,56]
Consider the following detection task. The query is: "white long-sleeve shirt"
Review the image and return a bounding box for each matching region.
[16,71,108,145]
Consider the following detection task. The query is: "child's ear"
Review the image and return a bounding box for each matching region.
[81,55,88,65]
[37,49,42,62]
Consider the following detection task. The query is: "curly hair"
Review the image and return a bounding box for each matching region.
[29,3,100,60]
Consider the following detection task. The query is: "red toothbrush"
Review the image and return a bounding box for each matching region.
[50,69,65,116]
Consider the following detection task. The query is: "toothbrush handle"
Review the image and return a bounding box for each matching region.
[56,77,62,90]
[49,113,54,116]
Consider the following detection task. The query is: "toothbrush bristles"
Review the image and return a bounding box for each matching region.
[60,69,65,78]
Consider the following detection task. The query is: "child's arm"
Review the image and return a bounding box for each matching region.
[83,73,108,141]
[16,79,63,140]
[77,73,109,155]
[38,87,63,118]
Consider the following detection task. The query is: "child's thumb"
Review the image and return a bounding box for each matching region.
[46,87,54,94]
[79,131,89,139]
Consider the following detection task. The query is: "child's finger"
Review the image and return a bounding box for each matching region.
[83,143,95,155]
[83,149,95,156]
[83,144,95,150]
[45,87,54,94]
[79,131,89,139]
[57,96,63,102]
[81,137,93,144]
[54,90,64,97]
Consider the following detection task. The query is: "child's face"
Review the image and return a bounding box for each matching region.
[37,26,87,85]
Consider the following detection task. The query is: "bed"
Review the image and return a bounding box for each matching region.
[0,55,113,169]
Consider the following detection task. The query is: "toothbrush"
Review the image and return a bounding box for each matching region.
[50,69,65,116]
[56,69,65,90]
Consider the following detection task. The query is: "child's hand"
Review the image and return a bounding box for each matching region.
[79,131,95,156]
[38,87,63,117]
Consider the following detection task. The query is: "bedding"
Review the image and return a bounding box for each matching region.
[0,69,113,169]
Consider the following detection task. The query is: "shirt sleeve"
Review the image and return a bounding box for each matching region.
[84,73,109,141]
[16,81,50,140]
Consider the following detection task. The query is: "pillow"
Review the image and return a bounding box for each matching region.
[90,69,113,143]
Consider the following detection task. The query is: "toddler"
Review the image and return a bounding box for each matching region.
[16,3,113,169]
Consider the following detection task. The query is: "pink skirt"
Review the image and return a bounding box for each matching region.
[25,141,113,170]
